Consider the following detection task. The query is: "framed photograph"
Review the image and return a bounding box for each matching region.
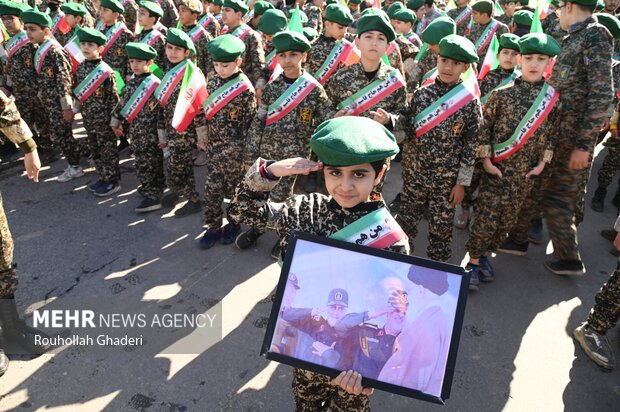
[261,232,470,405]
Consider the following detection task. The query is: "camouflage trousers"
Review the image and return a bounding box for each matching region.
[0,193,17,299]
[461,161,483,210]
[41,98,81,166]
[587,260,620,334]
[511,167,549,244]
[131,134,165,199]
[596,136,620,189]
[14,95,53,151]
[398,172,456,262]
[292,369,370,412]
[166,139,199,202]
[512,143,582,261]
[467,173,533,258]
[84,117,120,183]
[574,155,594,226]
[202,144,244,227]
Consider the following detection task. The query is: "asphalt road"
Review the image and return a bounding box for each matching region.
[0,132,618,411]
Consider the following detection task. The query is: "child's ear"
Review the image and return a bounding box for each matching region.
[354,36,360,48]
[374,164,388,187]
[301,51,308,63]
[235,57,243,66]
[97,45,105,54]
[43,27,51,36]
[516,54,522,66]
[184,49,191,57]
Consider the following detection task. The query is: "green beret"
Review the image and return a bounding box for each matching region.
[326,0,339,5]
[21,9,52,28]
[596,13,620,40]
[506,0,520,3]
[0,2,31,16]
[421,16,456,45]
[472,0,493,14]
[61,2,87,17]
[100,0,125,14]
[518,0,528,4]
[223,0,248,14]
[518,32,561,56]
[272,30,311,53]
[392,8,417,24]
[550,0,561,6]
[310,117,399,167]
[76,27,107,45]
[299,9,309,25]
[166,27,196,54]
[257,9,287,35]
[513,10,533,26]
[596,0,605,11]
[439,34,479,63]
[407,0,425,10]
[303,26,319,41]
[349,0,362,4]
[499,33,520,51]
[356,12,396,42]
[178,0,203,14]
[387,1,404,19]
[253,1,274,17]
[212,0,224,5]
[126,42,158,60]
[325,4,354,26]
[139,0,164,18]
[207,34,245,61]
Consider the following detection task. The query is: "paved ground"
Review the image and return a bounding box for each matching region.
[0,132,619,411]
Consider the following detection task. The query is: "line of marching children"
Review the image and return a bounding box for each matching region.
[2,0,620,395]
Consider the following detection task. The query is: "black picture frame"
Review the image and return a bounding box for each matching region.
[261,231,471,405]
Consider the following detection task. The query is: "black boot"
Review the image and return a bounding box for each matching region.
[0,295,50,355]
[591,187,606,212]
[0,348,8,376]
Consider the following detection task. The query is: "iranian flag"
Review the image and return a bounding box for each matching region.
[64,36,85,73]
[494,1,504,16]
[446,0,457,11]
[537,0,552,20]
[172,61,208,133]
[478,35,499,80]
[464,66,481,98]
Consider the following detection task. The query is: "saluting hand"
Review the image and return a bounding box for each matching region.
[266,158,323,178]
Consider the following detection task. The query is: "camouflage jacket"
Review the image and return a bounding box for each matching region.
[2,37,37,94]
[202,72,257,154]
[199,12,221,38]
[151,0,179,28]
[100,22,134,79]
[480,67,515,98]
[228,24,266,86]
[395,34,419,64]
[478,78,560,176]
[467,18,509,57]
[305,34,341,79]
[408,49,436,90]
[182,24,214,79]
[0,90,34,151]
[74,58,119,122]
[496,13,513,29]
[134,28,167,72]
[447,6,474,37]
[549,16,613,152]
[325,61,408,134]
[544,13,566,43]
[245,72,331,164]
[228,158,410,258]
[404,77,482,186]
[110,72,160,142]
[121,0,140,33]
[34,40,74,110]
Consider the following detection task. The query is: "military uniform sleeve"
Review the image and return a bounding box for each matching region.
[244,85,270,164]
[457,99,482,186]
[540,100,561,163]
[477,90,497,158]
[245,33,266,85]
[334,312,368,334]
[578,29,614,152]
[0,90,35,152]
[53,49,74,110]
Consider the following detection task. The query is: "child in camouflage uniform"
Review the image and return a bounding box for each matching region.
[255,8,288,92]
[134,0,167,72]
[467,0,509,58]
[456,32,521,229]
[400,34,481,262]
[229,116,409,411]
[22,9,84,182]
[178,0,214,79]
[237,31,330,256]
[111,42,166,212]
[199,0,222,37]
[464,33,561,290]
[98,0,133,80]
[198,35,257,249]
[74,27,121,196]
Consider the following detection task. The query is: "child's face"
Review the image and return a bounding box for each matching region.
[211,4,222,14]
[129,58,152,74]
[456,0,470,7]
[178,5,198,26]
[80,41,103,59]
[99,7,118,25]
[1,15,22,35]
[392,20,412,35]
[324,20,347,40]
[348,3,359,12]
[323,163,385,209]
[437,56,468,84]
[472,10,490,25]
[504,2,516,17]
[139,8,156,27]
[355,31,389,62]
[64,14,79,28]
[24,23,47,44]
[519,53,550,83]
[221,6,241,26]
[498,48,519,70]
[263,33,274,44]
[165,43,190,63]
[276,50,306,77]
[213,59,241,78]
